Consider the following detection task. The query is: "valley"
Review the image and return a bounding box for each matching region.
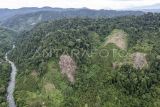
[5,45,17,107]
[0,7,160,107]
[0,28,16,107]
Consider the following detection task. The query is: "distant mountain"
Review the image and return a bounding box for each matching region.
[0,7,65,21]
[0,7,144,31]
[138,4,160,10]
[130,4,160,13]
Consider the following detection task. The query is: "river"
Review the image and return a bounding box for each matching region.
[5,45,17,107]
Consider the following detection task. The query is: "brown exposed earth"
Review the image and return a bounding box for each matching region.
[59,55,77,83]
[105,30,127,50]
[131,52,148,69]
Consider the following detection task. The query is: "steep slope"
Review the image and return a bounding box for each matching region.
[10,13,160,107]
[0,27,16,106]
[0,62,11,107]
[0,27,16,61]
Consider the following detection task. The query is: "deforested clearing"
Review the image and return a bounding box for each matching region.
[131,52,148,69]
[59,55,77,83]
[104,29,127,50]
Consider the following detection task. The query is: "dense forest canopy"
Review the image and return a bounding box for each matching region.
[0,27,16,107]
[0,27,16,61]
[0,63,11,107]
[7,13,160,107]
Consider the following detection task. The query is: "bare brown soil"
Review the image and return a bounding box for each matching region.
[131,52,148,69]
[105,30,127,50]
[59,55,77,83]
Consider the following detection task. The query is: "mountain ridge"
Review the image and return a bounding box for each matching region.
[0,7,144,31]
[129,3,160,12]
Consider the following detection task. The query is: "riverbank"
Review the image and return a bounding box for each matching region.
[5,45,17,107]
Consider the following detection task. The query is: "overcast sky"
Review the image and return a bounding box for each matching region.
[0,0,160,10]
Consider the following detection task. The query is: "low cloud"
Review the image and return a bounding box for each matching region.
[0,0,160,10]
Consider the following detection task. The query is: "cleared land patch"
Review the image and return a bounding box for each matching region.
[59,55,77,83]
[104,29,127,50]
[131,52,148,69]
